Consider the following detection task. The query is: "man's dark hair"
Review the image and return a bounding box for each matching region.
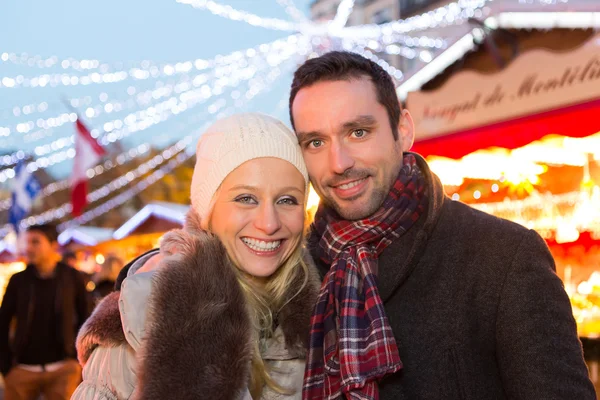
[289,51,401,140]
[26,223,59,244]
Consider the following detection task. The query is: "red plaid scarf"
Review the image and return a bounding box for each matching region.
[303,154,428,400]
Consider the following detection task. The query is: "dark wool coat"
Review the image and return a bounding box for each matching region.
[308,153,595,400]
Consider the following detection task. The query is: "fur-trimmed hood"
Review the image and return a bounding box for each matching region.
[134,210,320,400]
[76,291,126,366]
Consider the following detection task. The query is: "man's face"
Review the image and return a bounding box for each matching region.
[292,77,414,220]
[25,230,56,267]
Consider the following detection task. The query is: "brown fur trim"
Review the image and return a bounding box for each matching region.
[134,229,252,400]
[76,291,126,366]
[184,208,203,233]
[277,250,321,358]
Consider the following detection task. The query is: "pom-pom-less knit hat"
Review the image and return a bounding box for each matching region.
[190,113,308,229]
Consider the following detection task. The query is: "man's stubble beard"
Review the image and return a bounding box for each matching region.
[318,185,387,221]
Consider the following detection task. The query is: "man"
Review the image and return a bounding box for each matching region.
[289,51,595,399]
[0,224,90,400]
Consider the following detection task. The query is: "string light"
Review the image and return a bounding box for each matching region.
[339,0,490,38]
[276,0,308,22]
[0,32,304,91]
[11,137,191,232]
[347,45,405,80]
[58,151,190,231]
[427,133,600,187]
[0,55,294,237]
[56,54,292,232]
[0,36,305,180]
[0,52,105,70]
[472,186,600,240]
[330,0,355,32]
[396,30,479,99]
[175,0,306,31]
[345,34,446,51]
[0,92,232,213]
[1,33,301,144]
[489,11,600,29]
[0,70,130,89]
[0,63,235,149]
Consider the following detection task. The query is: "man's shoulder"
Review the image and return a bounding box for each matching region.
[56,263,87,283]
[441,197,531,243]
[7,268,29,284]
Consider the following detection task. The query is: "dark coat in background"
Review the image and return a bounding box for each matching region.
[0,262,90,376]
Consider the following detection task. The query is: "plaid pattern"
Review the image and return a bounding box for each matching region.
[303,154,428,400]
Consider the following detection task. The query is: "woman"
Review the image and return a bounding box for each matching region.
[72,113,320,400]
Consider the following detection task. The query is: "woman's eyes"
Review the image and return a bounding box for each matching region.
[234,195,257,204]
[234,195,298,206]
[277,196,298,206]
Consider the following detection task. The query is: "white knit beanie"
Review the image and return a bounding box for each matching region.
[190,113,308,229]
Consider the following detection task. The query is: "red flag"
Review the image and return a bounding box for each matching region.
[71,119,105,217]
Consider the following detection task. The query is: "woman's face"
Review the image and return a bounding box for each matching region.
[209,157,306,278]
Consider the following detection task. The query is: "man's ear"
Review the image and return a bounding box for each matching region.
[398,108,415,152]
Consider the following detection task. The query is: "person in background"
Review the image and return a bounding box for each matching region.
[61,252,78,269]
[91,256,122,303]
[0,224,90,400]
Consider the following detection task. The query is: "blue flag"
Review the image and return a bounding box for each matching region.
[9,161,41,232]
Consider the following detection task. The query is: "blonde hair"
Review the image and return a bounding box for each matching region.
[235,241,309,399]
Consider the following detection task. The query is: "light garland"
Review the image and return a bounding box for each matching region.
[472,186,600,243]
[342,36,438,65]
[0,70,130,89]
[396,30,479,99]
[346,34,446,51]
[0,31,304,91]
[57,151,190,231]
[347,45,405,80]
[488,11,600,29]
[330,0,355,32]
[55,55,293,232]
[338,0,490,38]
[1,52,102,71]
[10,137,191,232]
[0,55,295,236]
[276,0,308,23]
[0,36,305,182]
[0,64,236,155]
[0,93,232,213]
[175,0,308,32]
[0,33,301,146]
[0,143,152,212]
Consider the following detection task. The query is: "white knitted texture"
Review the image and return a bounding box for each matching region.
[190,113,308,227]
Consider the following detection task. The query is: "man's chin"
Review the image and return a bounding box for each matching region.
[332,199,379,221]
[324,189,385,221]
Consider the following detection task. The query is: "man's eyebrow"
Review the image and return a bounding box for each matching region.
[341,115,378,131]
[296,130,322,143]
